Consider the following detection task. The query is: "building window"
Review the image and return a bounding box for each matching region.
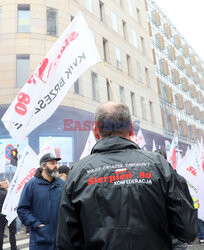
[106,80,113,101]
[86,0,92,12]
[47,8,57,36]
[131,29,138,48]
[115,47,122,70]
[136,8,141,24]
[131,92,136,116]
[145,67,150,87]
[103,38,108,62]
[111,11,118,33]
[18,5,30,32]
[136,61,142,82]
[141,36,146,55]
[91,72,100,101]
[99,1,105,22]
[141,97,146,120]
[16,55,30,88]
[71,15,74,21]
[122,20,127,39]
[128,0,133,17]
[149,101,154,122]
[74,79,80,94]
[119,86,125,103]
[127,55,132,76]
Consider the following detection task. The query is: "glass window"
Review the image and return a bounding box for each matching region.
[141,97,147,120]
[149,101,154,122]
[136,61,142,82]
[119,86,125,103]
[128,0,133,17]
[16,55,30,88]
[132,29,138,48]
[47,8,57,36]
[86,0,92,12]
[115,47,122,70]
[141,36,146,55]
[137,8,141,24]
[74,79,80,94]
[145,67,150,87]
[122,20,127,39]
[39,136,73,165]
[18,5,30,32]
[103,38,108,62]
[131,92,136,116]
[127,55,132,76]
[106,80,113,101]
[99,1,105,22]
[91,72,100,101]
[111,11,118,32]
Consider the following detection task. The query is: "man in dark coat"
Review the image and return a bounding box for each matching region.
[57,101,198,250]
[0,180,18,250]
[17,153,64,250]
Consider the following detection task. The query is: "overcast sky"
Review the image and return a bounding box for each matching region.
[154,0,204,62]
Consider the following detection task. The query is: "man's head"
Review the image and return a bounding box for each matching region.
[0,180,8,190]
[58,165,69,182]
[94,101,134,139]
[40,153,61,179]
[154,149,167,160]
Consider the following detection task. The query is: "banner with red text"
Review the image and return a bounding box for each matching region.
[80,130,96,160]
[2,12,101,142]
[1,145,39,225]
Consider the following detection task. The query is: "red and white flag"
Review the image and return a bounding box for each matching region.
[2,145,39,225]
[134,129,146,148]
[38,136,56,159]
[168,132,178,169]
[80,130,96,160]
[2,12,101,143]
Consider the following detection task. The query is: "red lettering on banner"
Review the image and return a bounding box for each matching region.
[15,92,30,115]
[187,166,197,176]
[15,168,36,193]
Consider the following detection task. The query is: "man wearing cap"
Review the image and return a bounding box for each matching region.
[58,165,69,182]
[17,153,64,250]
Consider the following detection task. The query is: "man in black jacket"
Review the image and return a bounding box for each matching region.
[57,101,198,250]
[0,180,18,250]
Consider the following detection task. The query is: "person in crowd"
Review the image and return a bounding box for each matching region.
[57,101,198,250]
[17,153,64,250]
[0,180,18,250]
[154,149,194,250]
[58,165,69,182]
[198,218,204,245]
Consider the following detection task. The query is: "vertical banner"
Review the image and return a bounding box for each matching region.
[1,145,39,225]
[80,131,96,160]
[2,12,101,143]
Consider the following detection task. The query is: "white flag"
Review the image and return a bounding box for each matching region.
[38,136,56,159]
[80,130,96,160]
[177,145,198,199]
[1,145,39,225]
[168,132,178,169]
[198,140,204,220]
[152,139,156,152]
[2,12,101,143]
[165,140,171,160]
[135,129,146,148]
[0,150,6,173]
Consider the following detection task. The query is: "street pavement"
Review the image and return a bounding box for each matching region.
[2,232,204,249]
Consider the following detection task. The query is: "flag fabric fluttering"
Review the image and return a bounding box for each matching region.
[2,12,101,143]
[168,132,178,169]
[80,130,96,160]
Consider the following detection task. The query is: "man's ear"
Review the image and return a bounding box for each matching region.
[93,124,101,140]
[129,122,134,137]
[41,163,46,170]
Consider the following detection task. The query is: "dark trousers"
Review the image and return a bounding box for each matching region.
[0,215,17,250]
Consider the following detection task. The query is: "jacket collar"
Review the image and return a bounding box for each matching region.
[91,136,140,154]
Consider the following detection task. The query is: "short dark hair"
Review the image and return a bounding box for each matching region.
[58,165,69,175]
[154,149,167,160]
[95,102,132,137]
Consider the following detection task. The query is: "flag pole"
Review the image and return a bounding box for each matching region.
[101,61,119,101]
